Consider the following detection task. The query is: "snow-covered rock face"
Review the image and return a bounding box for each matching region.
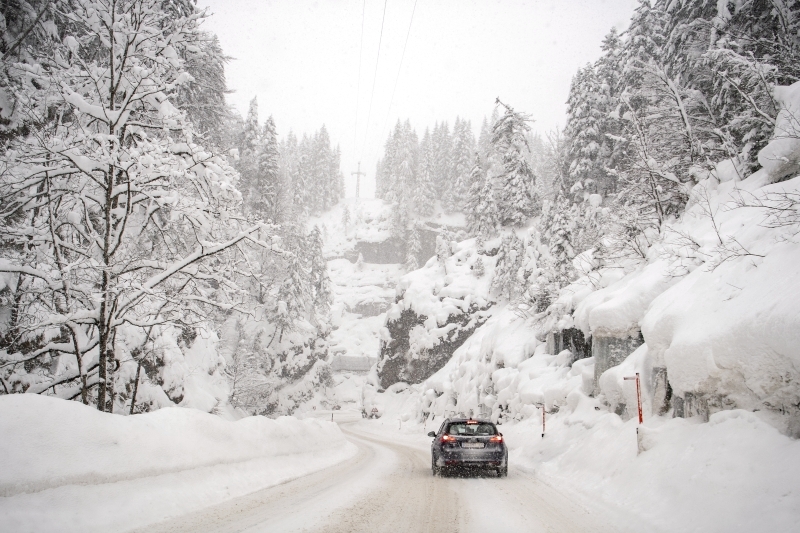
[376,238,495,389]
[420,306,573,422]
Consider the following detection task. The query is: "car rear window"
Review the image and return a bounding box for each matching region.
[446,422,496,436]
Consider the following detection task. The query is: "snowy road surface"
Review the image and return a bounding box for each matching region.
[137,421,651,533]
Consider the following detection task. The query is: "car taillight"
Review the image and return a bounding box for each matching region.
[441,434,456,444]
[489,435,503,443]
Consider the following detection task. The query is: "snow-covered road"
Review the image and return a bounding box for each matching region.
[137,421,652,533]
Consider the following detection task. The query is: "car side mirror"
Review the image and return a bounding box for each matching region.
[427,431,436,438]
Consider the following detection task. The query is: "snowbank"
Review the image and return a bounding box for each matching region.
[508,401,800,533]
[565,143,800,432]
[0,395,356,532]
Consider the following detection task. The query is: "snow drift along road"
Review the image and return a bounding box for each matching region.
[0,395,356,532]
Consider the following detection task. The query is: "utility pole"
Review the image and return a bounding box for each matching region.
[351,161,365,199]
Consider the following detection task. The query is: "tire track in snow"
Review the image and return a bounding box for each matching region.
[136,423,653,533]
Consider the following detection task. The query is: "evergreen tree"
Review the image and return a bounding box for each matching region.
[450,118,476,212]
[564,65,605,197]
[414,128,437,217]
[435,234,452,268]
[174,33,231,150]
[309,226,332,317]
[491,101,537,226]
[273,231,311,342]
[432,121,453,199]
[466,154,496,237]
[341,206,351,232]
[388,121,418,238]
[478,116,492,169]
[491,232,525,300]
[545,193,576,290]
[252,115,281,221]
[476,167,500,237]
[473,256,486,278]
[405,225,421,272]
[237,97,263,213]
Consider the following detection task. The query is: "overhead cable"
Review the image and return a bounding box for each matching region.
[360,0,389,161]
[352,0,366,158]
[375,0,419,161]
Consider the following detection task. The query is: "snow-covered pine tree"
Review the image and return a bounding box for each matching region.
[388,121,418,239]
[414,128,437,217]
[473,256,486,278]
[466,155,491,237]
[472,157,501,238]
[491,232,525,301]
[238,97,265,213]
[174,33,231,150]
[477,116,493,169]
[251,115,281,221]
[273,233,312,344]
[377,121,403,201]
[435,234,452,271]
[564,64,604,198]
[311,125,333,213]
[593,28,625,195]
[374,158,387,199]
[292,134,312,220]
[309,226,332,318]
[405,225,422,272]
[330,145,345,202]
[491,101,538,226]
[432,121,453,200]
[450,118,476,212]
[342,206,351,232]
[545,193,577,291]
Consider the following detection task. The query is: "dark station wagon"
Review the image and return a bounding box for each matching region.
[428,418,508,477]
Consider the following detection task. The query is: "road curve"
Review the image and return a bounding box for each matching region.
[134,423,647,533]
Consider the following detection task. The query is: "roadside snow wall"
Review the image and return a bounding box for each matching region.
[0,394,355,532]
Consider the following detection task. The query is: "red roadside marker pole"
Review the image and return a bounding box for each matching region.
[622,372,643,424]
[540,404,546,438]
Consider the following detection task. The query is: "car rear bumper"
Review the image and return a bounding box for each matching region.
[435,449,507,468]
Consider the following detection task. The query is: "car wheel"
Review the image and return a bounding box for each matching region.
[431,456,439,476]
[498,467,508,477]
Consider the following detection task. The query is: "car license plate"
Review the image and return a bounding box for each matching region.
[462,442,484,449]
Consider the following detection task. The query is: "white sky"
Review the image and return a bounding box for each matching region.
[197,0,638,198]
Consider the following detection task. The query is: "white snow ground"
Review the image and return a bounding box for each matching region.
[0,395,356,533]
[132,417,658,533]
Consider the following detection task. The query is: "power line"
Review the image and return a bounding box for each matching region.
[360,0,388,161]
[352,0,366,158]
[375,0,419,162]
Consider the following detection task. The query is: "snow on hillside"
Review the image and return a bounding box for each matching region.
[0,394,355,533]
